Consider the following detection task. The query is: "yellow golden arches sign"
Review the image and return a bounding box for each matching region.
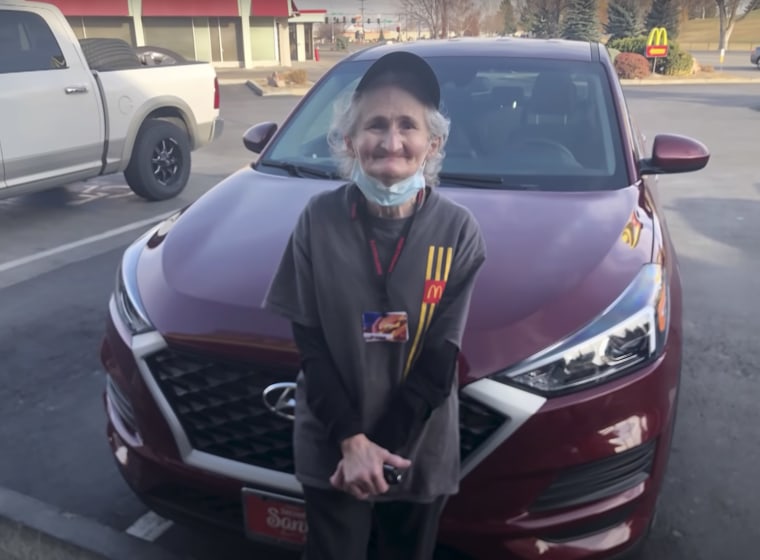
[646,27,669,58]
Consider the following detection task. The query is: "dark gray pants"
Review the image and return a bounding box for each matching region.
[301,485,447,560]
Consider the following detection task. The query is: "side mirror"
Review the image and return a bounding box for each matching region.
[640,133,710,175]
[243,122,278,154]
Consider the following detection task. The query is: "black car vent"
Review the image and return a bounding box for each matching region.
[530,439,657,512]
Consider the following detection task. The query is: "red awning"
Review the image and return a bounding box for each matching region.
[251,0,290,17]
[42,0,129,16]
[142,0,239,17]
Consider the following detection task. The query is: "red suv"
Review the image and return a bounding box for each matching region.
[101,39,709,559]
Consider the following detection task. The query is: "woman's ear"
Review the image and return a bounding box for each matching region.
[427,137,441,158]
[344,135,354,155]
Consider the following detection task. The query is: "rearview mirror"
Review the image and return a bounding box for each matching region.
[640,133,710,175]
[243,122,278,154]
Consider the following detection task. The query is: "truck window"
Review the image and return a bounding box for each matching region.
[0,10,67,74]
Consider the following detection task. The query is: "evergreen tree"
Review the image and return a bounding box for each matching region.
[645,0,680,39]
[501,0,517,35]
[561,0,601,41]
[521,0,564,38]
[605,0,642,39]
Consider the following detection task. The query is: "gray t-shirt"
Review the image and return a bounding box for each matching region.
[264,184,486,502]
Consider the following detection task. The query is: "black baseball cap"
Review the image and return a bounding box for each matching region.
[355,51,440,109]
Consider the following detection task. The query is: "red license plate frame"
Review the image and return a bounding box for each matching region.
[242,488,307,548]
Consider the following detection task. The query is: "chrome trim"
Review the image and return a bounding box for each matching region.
[460,379,546,478]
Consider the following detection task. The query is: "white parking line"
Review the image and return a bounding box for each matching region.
[0,210,178,273]
[125,511,174,542]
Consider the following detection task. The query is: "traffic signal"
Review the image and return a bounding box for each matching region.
[377,18,380,24]
[351,17,356,23]
[396,26,400,33]
[324,16,328,23]
[342,16,346,23]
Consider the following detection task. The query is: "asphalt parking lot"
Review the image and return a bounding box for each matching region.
[1,81,759,560]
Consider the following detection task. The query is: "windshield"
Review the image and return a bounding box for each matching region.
[262,55,629,191]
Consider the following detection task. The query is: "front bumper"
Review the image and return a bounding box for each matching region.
[102,297,680,560]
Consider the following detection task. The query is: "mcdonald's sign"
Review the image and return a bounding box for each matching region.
[423,280,446,304]
[646,27,669,58]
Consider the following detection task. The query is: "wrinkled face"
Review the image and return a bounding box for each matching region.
[346,85,439,187]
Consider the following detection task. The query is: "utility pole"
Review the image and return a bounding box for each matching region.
[360,0,365,42]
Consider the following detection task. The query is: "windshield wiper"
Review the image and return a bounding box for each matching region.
[439,172,535,190]
[258,159,340,180]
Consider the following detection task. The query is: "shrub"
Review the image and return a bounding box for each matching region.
[609,36,695,76]
[661,44,694,76]
[608,35,647,55]
[285,69,308,85]
[614,52,651,79]
[701,64,714,73]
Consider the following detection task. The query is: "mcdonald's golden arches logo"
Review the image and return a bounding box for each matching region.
[646,27,669,58]
[423,280,446,304]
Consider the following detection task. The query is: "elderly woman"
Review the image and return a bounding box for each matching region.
[264,50,486,560]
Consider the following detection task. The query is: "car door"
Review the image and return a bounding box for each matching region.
[0,7,103,191]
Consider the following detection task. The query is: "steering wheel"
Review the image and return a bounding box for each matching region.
[511,138,578,165]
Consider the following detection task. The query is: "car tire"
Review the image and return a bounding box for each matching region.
[78,38,141,71]
[135,46,188,66]
[124,120,191,201]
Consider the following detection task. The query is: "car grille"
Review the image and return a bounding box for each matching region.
[530,439,657,512]
[145,348,508,472]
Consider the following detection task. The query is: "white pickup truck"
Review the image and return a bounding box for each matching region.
[0,0,223,201]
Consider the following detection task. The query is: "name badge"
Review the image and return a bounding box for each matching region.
[362,311,409,343]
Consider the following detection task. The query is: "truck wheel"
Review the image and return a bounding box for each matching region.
[135,46,187,66]
[125,120,191,201]
[78,38,141,71]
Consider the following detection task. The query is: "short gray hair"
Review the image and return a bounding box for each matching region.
[327,89,450,187]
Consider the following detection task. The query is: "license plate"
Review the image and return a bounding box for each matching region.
[242,488,307,547]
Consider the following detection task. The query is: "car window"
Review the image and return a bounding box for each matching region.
[0,10,67,74]
[263,55,629,191]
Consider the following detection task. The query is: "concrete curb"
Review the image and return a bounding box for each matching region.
[621,77,760,86]
[245,80,311,97]
[217,78,254,86]
[0,487,180,560]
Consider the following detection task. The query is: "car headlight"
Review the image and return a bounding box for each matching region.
[492,264,669,396]
[114,230,155,335]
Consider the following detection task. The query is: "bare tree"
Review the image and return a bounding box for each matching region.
[399,0,442,38]
[715,0,760,50]
[448,0,480,35]
[681,0,716,18]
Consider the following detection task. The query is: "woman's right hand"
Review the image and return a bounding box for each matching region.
[330,434,411,500]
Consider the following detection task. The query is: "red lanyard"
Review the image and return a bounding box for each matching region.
[354,189,424,304]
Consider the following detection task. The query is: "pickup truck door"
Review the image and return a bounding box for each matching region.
[0,8,104,191]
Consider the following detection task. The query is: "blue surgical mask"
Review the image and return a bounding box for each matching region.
[351,159,426,207]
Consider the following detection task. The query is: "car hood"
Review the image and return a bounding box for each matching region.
[137,168,654,382]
